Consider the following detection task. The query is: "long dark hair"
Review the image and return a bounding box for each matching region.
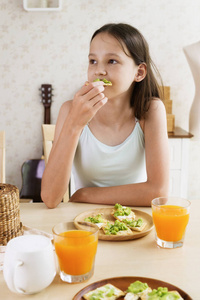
[91,23,163,120]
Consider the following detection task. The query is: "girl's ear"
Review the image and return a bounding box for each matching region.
[134,63,147,82]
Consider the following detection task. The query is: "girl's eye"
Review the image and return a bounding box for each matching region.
[89,59,97,65]
[109,59,117,64]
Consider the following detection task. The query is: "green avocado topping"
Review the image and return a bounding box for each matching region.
[84,214,104,224]
[104,220,129,235]
[148,287,181,300]
[123,218,143,228]
[114,203,132,217]
[127,281,149,294]
[89,292,103,300]
[105,288,115,297]
[93,78,112,85]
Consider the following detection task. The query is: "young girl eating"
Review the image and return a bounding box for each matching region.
[41,23,169,208]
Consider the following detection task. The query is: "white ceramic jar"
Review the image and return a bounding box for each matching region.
[3,235,56,294]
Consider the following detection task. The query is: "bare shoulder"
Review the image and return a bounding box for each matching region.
[147,98,166,119]
[144,98,167,136]
[139,99,166,132]
[145,99,166,126]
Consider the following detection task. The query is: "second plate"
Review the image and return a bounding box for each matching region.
[73,276,192,300]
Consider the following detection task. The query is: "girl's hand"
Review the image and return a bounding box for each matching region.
[68,81,108,128]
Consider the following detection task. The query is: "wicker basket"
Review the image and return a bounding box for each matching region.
[0,184,23,246]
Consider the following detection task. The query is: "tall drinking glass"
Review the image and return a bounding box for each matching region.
[151,197,191,248]
[52,222,98,283]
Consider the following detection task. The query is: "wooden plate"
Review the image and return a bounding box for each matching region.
[73,276,192,300]
[73,208,153,241]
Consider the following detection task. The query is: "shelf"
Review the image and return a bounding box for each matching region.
[168,127,193,139]
[23,0,62,11]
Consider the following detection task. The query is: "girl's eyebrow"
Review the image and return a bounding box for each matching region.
[88,53,121,58]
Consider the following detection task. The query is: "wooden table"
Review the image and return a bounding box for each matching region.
[1,201,199,299]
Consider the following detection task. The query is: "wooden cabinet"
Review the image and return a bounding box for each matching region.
[168,127,193,198]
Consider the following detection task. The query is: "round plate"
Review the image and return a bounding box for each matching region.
[73,207,153,241]
[73,276,192,300]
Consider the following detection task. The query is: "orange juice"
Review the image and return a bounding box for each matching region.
[152,205,189,242]
[54,230,98,275]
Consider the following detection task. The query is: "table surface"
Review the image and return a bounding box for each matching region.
[1,201,199,299]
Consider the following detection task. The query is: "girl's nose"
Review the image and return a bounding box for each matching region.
[95,67,107,76]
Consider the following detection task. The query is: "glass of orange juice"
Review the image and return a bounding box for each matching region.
[151,197,191,249]
[52,222,99,283]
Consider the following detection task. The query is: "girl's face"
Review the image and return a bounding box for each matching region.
[88,32,139,100]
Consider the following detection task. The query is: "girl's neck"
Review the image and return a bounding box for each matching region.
[93,96,134,129]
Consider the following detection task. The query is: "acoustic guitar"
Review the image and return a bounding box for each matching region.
[20,84,53,202]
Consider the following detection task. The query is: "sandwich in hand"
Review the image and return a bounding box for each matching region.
[85,78,112,86]
[111,203,135,222]
[93,78,112,86]
[83,283,125,300]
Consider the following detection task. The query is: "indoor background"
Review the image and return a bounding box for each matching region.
[0,0,200,199]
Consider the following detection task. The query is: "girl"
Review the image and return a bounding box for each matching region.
[41,23,169,208]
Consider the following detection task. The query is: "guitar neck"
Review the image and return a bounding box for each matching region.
[44,106,50,124]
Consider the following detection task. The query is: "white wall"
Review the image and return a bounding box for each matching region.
[0,0,200,199]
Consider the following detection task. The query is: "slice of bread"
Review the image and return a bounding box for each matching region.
[129,221,146,232]
[111,210,136,222]
[84,214,107,229]
[125,281,152,300]
[102,221,133,236]
[111,204,135,222]
[83,283,125,300]
[146,288,184,300]
[125,287,152,300]
[124,289,183,300]
[123,218,147,232]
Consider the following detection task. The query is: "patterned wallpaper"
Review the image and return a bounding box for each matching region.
[0,0,200,198]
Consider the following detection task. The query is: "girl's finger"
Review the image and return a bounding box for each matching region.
[89,92,105,106]
[92,97,108,111]
[81,81,104,96]
[80,85,105,103]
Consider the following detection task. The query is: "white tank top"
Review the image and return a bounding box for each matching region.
[72,120,147,191]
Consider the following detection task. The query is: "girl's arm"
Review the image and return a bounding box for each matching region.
[41,82,107,208]
[70,100,169,207]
